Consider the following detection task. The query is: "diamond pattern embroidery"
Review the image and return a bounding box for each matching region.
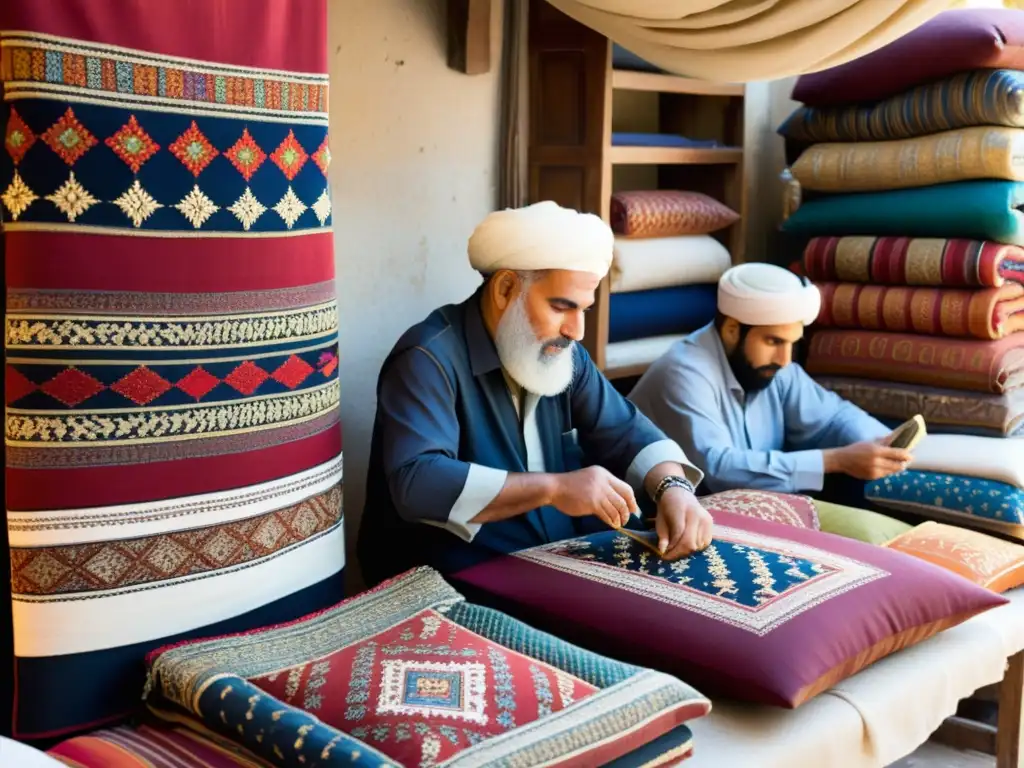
[270,130,308,180]
[169,121,219,177]
[225,129,266,182]
[175,185,219,228]
[312,136,331,176]
[105,115,160,173]
[41,107,98,166]
[229,187,266,230]
[5,108,36,165]
[312,188,332,226]
[224,361,270,395]
[273,186,307,229]
[176,367,221,401]
[272,356,315,389]
[2,171,38,220]
[45,172,99,222]
[114,180,164,227]
[110,367,172,406]
[40,368,105,407]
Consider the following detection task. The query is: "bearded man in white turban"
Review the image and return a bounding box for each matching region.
[629,263,913,501]
[358,201,711,585]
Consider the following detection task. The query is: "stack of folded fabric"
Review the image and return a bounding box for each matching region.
[776,7,1024,440]
[606,190,736,367]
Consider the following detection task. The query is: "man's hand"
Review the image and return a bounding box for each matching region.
[654,487,713,561]
[550,466,638,529]
[824,441,913,481]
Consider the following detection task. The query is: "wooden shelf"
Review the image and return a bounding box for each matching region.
[609,146,742,165]
[612,69,743,97]
[604,363,651,381]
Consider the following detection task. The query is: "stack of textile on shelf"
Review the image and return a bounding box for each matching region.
[605,190,735,370]
[776,7,1024,540]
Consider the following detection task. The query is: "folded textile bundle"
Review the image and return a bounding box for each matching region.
[611,234,732,293]
[611,190,739,239]
[802,237,1024,288]
[791,127,1024,193]
[815,281,1024,340]
[609,284,717,343]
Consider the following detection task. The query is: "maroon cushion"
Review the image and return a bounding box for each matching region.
[449,510,1007,709]
[792,9,1024,107]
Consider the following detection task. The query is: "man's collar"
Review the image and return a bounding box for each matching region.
[465,288,502,377]
[695,323,744,396]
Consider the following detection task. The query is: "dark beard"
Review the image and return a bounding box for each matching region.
[727,347,780,393]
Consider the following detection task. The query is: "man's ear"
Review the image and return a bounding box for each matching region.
[489,269,519,312]
[719,316,741,353]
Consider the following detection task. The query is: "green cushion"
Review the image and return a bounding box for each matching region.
[814,500,914,545]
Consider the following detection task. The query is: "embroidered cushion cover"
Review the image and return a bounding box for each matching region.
[884,522,1024,594]
[698,489,820,530]
[144,568,709,768]
[448,509,1007,709]
[1,1,344,738]
[609,190,739,238]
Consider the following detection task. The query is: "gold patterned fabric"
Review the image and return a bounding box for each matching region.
[791,127,1024,193]
[610,190,739,238]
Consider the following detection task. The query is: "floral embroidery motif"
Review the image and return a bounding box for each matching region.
[312,136,331,176]
[105,115,160,173]
[420,615,442,639]
[5,108,36,165]
[488,647,516,730]
[45,172,99,222]
[2,171,37,220]
[273,186,307,229]
[376,660,488,726]
[229,187,267,230]
[175,185,220,228]
[312,188,332,226]
[345,642,377,721]
[113,179,164,227]
[528,665,554,717]
[40,107,98,166]
[305,660,331,711]
[169,121,219,177]
[270,130,308,180]
[225,129,267,182]
[554,671,577,708]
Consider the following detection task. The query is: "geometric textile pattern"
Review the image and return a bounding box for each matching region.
[1,0,342,740]
[699,489,821,530]
[448,510,1008,708]
[145,568,710,768]
[610,189,739,238]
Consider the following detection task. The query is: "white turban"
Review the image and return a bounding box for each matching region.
[467,201,613,278]
[718,263,821,326]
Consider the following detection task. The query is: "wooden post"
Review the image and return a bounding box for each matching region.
[998,651,1024,768]
[448,0,492,75]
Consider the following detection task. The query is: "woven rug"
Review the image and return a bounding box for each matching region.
[1,0,343,740]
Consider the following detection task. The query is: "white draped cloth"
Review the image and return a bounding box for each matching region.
[544,0,966,82]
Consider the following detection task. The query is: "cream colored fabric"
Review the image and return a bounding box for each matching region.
[544,0,961,82]
[468,201,613,277]
[605,334,685,370]
[792,126,1024,192]
[910,433,1024,489]
[688,587,1024,768]
[718,262,821,326]
[610,234,732,293]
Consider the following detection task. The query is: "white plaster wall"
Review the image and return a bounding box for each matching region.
[328,0,502,590]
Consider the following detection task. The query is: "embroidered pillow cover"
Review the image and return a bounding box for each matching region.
[610,190,739,238]
[448,510,1007,709]
[145,568,709,768]
[699,489,820,530]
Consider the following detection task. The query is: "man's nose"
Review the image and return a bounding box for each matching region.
[561,310,585,342]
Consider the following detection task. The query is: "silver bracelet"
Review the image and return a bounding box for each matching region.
[653,475,695,504]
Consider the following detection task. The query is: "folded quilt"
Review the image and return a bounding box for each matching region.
[609,284,717,344]
[144,567,709,768]
[816,376,1024,436]
[910,434,1024,490]
[781,181,1024,246]
[611,234,732,293]
[815,282,1024,340]
[805,330,1024,394]
[803,236,1024,288]
[791,127,1024,193]
[610,190,739,238]
[778,69,1024,144]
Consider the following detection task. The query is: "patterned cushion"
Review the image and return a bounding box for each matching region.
[814,501,913,546]
[699,489,820,530]
[791,9,1024,107]
[779,69,1024,144]
[866,471,1024,543]
[790,127,1024,193]
[1,5,344,739]
[610,190,739,238]
[448,510,1007,709]
[884,521,1024,593]
[144,568,709,768]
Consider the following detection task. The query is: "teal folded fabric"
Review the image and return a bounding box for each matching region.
[781,181,1024,245]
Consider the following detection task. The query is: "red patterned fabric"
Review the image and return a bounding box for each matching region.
[803,236,1024,288]
[701,490,820,530]
[250,609,599,766]
[610,190,739,237]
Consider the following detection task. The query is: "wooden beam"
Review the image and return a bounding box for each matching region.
[998,651,1024,768]
[448,0,492,75]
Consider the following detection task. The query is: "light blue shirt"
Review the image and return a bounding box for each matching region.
[628,323,890,494]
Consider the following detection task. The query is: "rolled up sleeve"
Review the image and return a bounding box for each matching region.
[379,347,506,542]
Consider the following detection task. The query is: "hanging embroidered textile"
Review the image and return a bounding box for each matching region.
[1,0,343,739]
